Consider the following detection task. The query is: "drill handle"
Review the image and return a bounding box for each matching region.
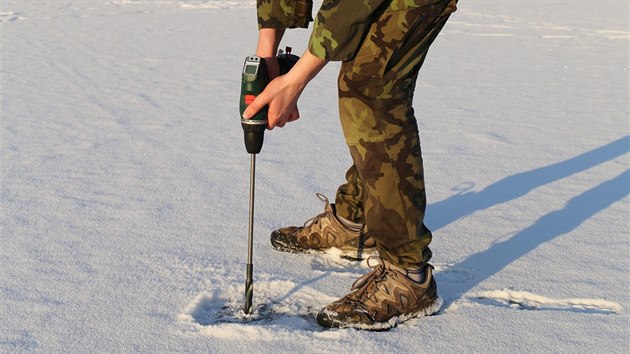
[240,56,269,154]
[240,56,269,124]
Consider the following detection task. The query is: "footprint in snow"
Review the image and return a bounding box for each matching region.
[0,11,26,22]
[465,289,623,314]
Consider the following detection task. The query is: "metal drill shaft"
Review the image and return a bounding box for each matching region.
[244,153,256,314]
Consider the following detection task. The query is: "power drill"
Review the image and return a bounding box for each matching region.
[239,55,268,154]
[239,48,300,153]
[239,48,299,314]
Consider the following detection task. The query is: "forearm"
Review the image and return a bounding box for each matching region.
[255,28,286,58]
[287,49,328,89]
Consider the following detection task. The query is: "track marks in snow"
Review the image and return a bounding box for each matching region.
[444,289,623,315]
[428,263,623,316]
[595,29,630,40]
[0,11,26,22]
[466,289,623,314]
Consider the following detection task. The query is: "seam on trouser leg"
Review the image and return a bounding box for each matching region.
[377,99,415,249]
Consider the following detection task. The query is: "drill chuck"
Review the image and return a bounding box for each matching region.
[242,123,266,154]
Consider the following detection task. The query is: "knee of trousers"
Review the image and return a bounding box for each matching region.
[337,72,419,146]
[337,71,429,250]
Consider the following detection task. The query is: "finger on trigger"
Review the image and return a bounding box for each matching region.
[243,91,267,119]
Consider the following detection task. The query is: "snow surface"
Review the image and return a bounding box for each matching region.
[1,0,628,352]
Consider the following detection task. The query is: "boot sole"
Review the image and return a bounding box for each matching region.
[270,237,377,261]
[317,294,443,331]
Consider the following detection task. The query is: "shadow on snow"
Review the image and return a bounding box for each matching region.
[429,136,629,309]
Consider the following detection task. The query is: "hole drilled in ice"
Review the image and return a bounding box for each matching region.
[179,279,338,337]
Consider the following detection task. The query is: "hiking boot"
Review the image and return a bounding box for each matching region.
[316,256,442,330]
[270,193,376,260]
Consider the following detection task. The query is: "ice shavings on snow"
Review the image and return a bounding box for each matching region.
[467,289,623,314]
[307,248,370,277]
[178,279,338,339]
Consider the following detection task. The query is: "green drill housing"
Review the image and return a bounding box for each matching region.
[240,56,269,154]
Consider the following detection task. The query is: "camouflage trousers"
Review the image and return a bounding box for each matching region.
[334,0,456,267]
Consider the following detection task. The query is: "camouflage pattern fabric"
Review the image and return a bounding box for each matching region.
[257,0,313,29]
[257,0,455,61]
[334,0,456,267]
[306,0,388,61]
[308,0,453,61]
[256,0,457,266]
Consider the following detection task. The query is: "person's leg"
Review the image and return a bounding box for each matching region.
[318,0,456,329]
[337,3,454,268]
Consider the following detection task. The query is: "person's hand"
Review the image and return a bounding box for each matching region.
[242,49,328,129]
[242,73,303,129]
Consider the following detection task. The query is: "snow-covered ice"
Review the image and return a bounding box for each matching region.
[1,0,628,352]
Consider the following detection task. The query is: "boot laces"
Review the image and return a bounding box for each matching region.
[302,193,332,228]
[351,256,397,302]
